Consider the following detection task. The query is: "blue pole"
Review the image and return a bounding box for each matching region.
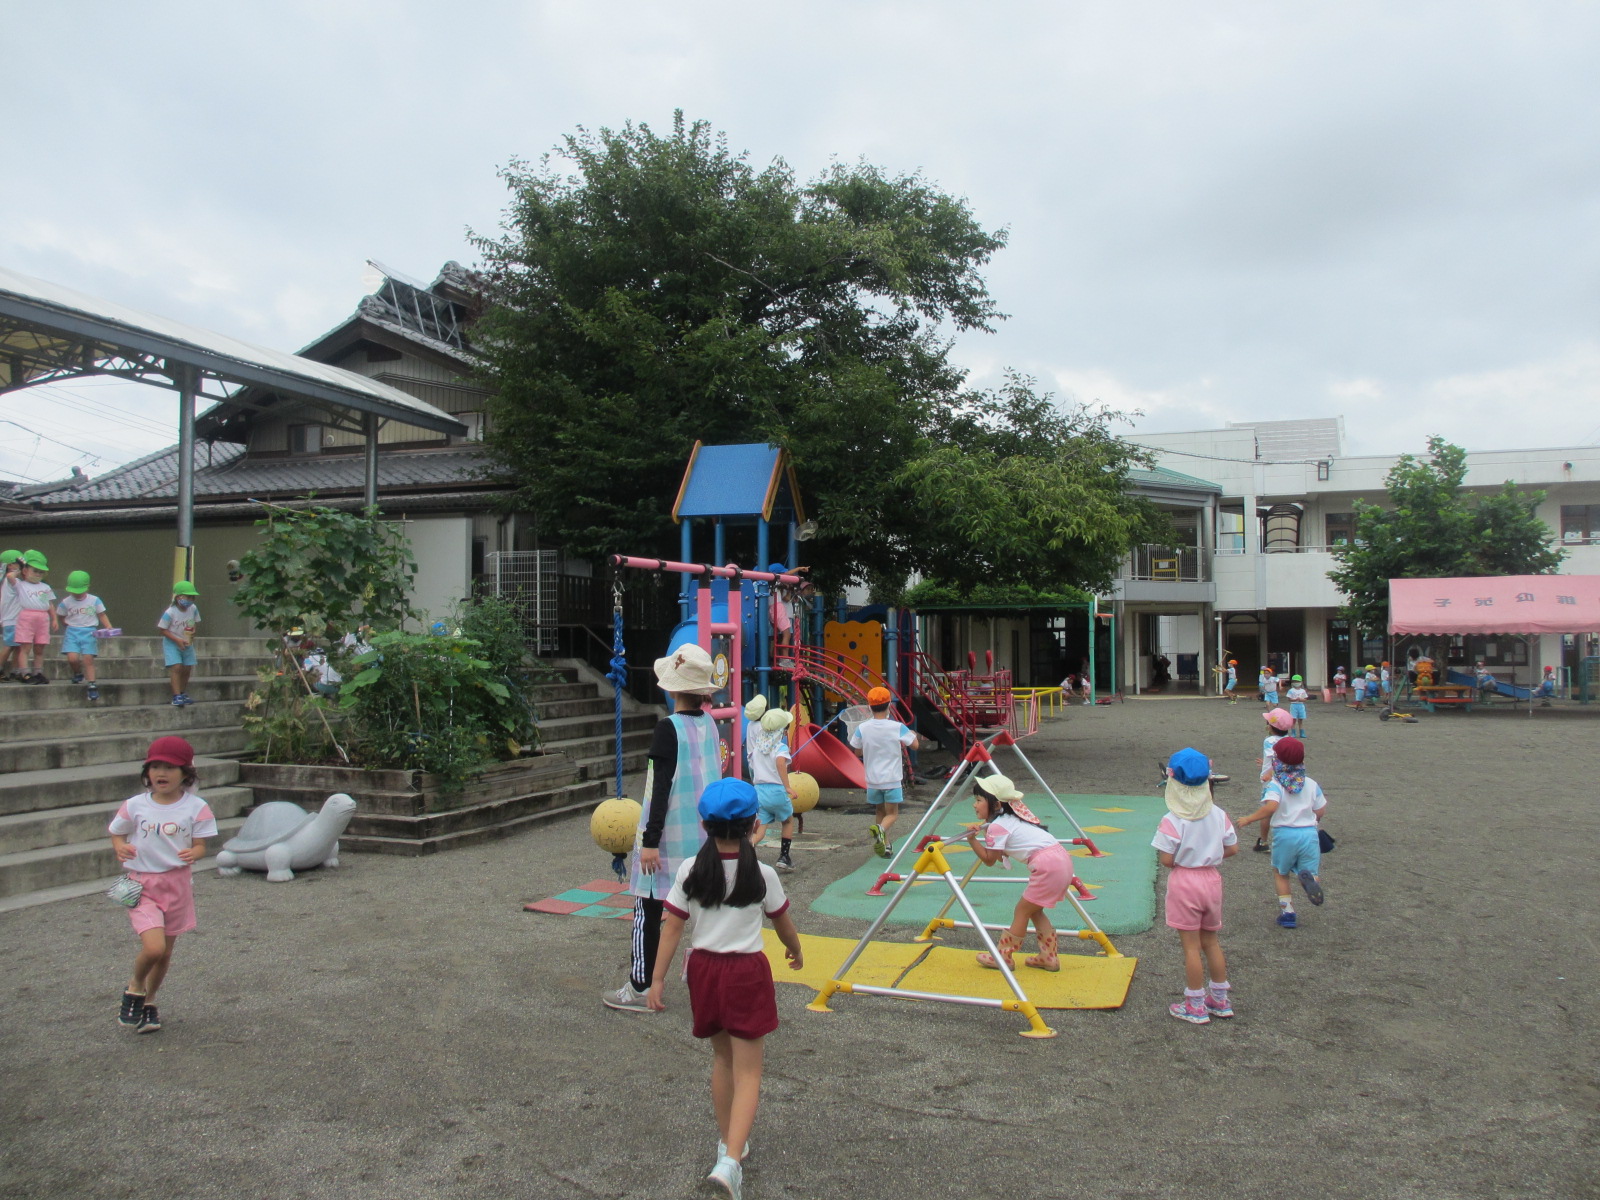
[714,518,726,567]
[679,520,692,622]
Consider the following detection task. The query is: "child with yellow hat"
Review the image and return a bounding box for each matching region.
[58,570,113,700]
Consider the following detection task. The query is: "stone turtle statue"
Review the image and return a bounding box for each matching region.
[216,793,357,882]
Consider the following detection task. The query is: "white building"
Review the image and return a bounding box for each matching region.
[1110,418,1600,694]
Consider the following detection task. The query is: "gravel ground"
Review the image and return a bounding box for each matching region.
[3,695,1597,1200]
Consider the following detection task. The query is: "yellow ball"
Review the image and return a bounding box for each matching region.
[590,797,641,855]
[788,772,819,814]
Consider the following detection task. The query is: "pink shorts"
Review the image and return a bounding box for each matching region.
[1164,865,1223,931]
[13,609,49,645]
[1021,843,1074,908]
[127,867,196,937]
[687,949,778,1040]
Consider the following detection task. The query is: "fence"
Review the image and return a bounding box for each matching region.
[484,550,560,656]
[1123,544,1211,582]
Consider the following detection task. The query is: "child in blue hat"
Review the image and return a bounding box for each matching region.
[648,777,804,1200]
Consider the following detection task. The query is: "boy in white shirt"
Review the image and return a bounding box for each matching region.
[1236,736,1328,928]
[157,581,202,707]
[849,686,924,858]
[58,569,113,700]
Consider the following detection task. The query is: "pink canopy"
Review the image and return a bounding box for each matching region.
[1389,576,1600,635]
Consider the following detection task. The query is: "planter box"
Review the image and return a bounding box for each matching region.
[238,753,604,856]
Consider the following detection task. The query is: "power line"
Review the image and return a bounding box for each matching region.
[0,421,102,463]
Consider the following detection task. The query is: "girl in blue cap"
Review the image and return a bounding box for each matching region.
[648,777,804,1200]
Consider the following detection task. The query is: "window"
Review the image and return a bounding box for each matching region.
[1217,508,1246,553]
[1325,512,1356,547]
[288,424,323,455]
[1560,505,1600,545]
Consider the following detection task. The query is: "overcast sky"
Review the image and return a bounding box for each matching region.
[4,1,1598,484]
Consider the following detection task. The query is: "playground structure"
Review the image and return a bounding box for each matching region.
[867,730,1106,897]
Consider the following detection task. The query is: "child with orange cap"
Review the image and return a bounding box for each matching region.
[849,686,924,858]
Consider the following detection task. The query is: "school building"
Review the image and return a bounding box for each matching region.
[1108,417,1600,694]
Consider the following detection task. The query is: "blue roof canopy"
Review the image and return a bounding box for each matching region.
[672,441,806,524]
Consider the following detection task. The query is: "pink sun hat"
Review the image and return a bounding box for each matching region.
[1263,708,1294,731]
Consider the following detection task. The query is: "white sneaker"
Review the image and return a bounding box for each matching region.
[717,1139,751,1163]
[601,983,651,1012]
[707,1155,742,1199]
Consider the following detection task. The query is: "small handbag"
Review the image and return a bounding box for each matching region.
[1318,828,1336,854]
[105,874,143,907]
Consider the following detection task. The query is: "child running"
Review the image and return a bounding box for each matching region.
[605,644,721,1013]
[1224,659,1238,703]
[648,777,803,1200]
[1235,736,1327,928]
[1152,747,1238,1024]
[1259,665,1277,707]
[744,702,798,872]
[7,550,57,684]
[964,775,1080,971]
[1253,708,1294,853]
[158,582,201,707]
[1286,674,1310,738]
[108,736,217,1034]
[850,686,922,858]
[58,570,112,701]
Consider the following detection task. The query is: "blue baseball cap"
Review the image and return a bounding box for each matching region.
[698,778,759,821]
[1167,747,1211,787]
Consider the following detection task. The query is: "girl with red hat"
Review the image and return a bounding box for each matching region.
[107,736,216,1034]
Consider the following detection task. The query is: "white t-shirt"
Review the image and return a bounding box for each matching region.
[850,717,916,789]
[57,593,106,628]
[0,576,19,625]
[983,813,1058,863]
[1287,686,1309,704]
[1264,776,1327,828]
[1151,808,1238,868]
[302,649,341,686]
[663,854,790,954]
[158,603,201,641]
[9,578,55,612]
[743,720,791,787]
[108,791,218,873]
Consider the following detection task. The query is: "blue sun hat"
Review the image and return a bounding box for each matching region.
[1167,747,1210,786]
[698,778,759,821]
[1165,747,1215,820]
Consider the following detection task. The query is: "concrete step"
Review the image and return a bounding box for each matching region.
[0,757,244,819]
[529,681,596,703]
[0,694,251,741]
[572,748,652,787]
[0,722,249,774]
[533,696,615,721]
[19,654,268,681]
[0,817,245,898]
[0,786,253,856]
[49,635,272,660]
[541,727,654,762]
[535,711,656,745]
[341,782,604,856]
[0,675,256,713]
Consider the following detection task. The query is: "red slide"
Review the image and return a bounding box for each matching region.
[790,722,867,788]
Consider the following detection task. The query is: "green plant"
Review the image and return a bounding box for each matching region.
[338,627,529,796]
[231,503,417,641]
[241,668,341,764]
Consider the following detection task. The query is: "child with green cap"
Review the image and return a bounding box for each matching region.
[58,571,113,700]
[6,551,58,683]
[157,582,201,707]
[0,549,23,681]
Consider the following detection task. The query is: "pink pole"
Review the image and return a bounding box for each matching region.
[609,555,802,586]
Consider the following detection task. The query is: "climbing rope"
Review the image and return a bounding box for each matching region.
[605,580,630,881]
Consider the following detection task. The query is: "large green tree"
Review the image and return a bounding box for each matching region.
[473,115,1155,596]
[1328,436,1564,633]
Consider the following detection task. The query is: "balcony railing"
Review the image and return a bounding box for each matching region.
[1123,544,1211,582]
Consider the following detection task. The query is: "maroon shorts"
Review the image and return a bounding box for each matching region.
[687,949,778,1040]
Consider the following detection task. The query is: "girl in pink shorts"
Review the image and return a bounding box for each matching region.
[107,737,217,1034]
[1153,747,1239,1025]
[5,551,57,683]
[964,775,1082,972]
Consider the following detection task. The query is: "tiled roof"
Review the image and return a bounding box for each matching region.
[35,443,498,507]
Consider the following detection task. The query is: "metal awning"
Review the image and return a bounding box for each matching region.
[0,266,470,582]
[0,266,467,436]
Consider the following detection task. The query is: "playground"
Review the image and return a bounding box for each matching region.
[4,694,1596,1200]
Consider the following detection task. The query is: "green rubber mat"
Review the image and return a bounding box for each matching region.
[810,792,1163,937]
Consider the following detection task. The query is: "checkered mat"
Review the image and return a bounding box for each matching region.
[523,878,635,919]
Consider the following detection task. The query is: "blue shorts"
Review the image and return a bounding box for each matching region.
[755,783,793,826]
[866,787,904,807]
[1289,702,1307,720]
[1264,691,1279,705]
[163,641,197,668]
[1365,682,1379,699]
[1271,826,1321,878]
[2,625,11,648]
[62,627,99,656]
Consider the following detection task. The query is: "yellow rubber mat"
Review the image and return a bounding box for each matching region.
[762,929,1136,1010]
